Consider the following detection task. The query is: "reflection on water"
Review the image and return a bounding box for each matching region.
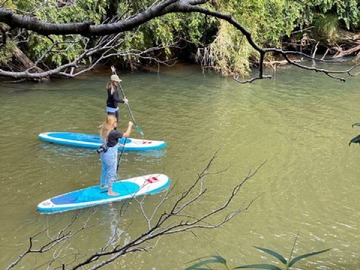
[2,64,360,269]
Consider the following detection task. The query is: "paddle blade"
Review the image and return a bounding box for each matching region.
[136,124,144,137]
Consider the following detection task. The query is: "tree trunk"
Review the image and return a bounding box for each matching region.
[9,41,49,82]
[332,29,360,59]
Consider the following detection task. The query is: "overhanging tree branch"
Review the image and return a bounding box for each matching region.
[0,0,359,81]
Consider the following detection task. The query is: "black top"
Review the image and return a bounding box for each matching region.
[106,130,124,147]
[106,87,124,108]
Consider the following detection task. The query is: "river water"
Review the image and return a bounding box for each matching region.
[1,63,360,269]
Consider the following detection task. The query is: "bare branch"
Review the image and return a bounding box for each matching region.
[73,155,266,269]
[6,210,99,270]
[7,153,266,269]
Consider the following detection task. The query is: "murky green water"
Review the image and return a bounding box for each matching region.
[1,63,360,269]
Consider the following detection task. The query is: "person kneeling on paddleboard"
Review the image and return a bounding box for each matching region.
[98,115,133,196]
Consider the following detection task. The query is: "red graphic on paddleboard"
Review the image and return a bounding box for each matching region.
[145,176,159,184]
[133,140,153,145]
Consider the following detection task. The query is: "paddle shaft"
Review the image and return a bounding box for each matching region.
[118,83,144,136]
[117,137,127,172]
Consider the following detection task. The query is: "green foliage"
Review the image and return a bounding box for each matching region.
[12,0,34,11]
[3,0,360,77]
[201,21,253,77]
[197,0,301,76]
[0,40,14,65]
[141,12,216,48]
[185,255,230,270]
[195,0,360,76]
[2,0,17,9]
[312,13,339,45]
[236,245,331,270]
[8,0,107,68]
[311,0,360,29]
[186,235,331,270]
[33,0,105,24]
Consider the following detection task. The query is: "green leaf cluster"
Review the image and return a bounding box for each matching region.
[7,0,106,67]
[0,39,14,65]
[236,246,331,270]
[197,0,301,76]
[193,0,360,76]
[311,0,360,29]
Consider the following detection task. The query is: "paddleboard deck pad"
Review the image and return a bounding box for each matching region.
[38,132,166,151]
[37,174,170,214]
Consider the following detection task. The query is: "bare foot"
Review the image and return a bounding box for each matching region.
[108,191,119,196]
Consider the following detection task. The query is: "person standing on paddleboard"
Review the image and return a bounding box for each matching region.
[106,66,128,123]
[99,115,133,196]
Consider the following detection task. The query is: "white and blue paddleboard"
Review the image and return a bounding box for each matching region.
[37,174,170,214]
[38,132,166,151]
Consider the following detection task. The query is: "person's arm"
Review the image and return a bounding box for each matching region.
[123,122,134,138]
[111,65,116,75]
[112,89,128,104]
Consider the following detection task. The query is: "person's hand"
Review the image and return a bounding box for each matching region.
[123,98,128,104]
[111,65,116,74]
[128,121,134,127]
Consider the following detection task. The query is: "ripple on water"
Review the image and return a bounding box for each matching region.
[2,65,360,269]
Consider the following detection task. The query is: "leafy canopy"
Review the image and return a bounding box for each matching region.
[3,0,360,76]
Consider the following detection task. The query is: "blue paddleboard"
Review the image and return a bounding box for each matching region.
[37,174,170,214]
[38,132,166,151]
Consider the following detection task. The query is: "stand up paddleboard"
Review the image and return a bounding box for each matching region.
[38,132,166,151]
[37,174,170,214]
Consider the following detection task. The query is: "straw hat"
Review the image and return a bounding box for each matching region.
[110,74,122,82]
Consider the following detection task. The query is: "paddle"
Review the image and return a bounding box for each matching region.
[117,137,127,172]
[118,82,144,137]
